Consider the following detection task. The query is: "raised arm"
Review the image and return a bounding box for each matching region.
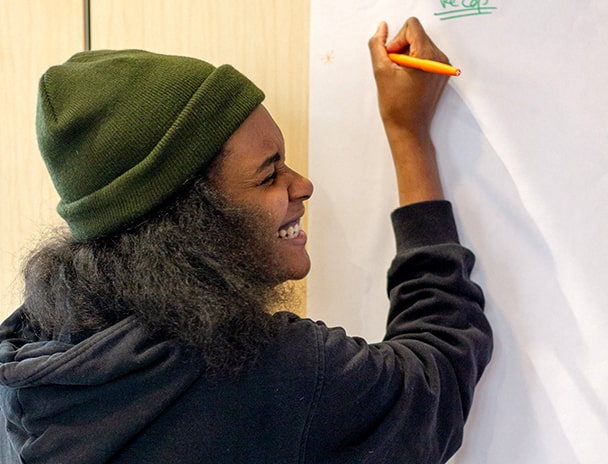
[368,17,450,206]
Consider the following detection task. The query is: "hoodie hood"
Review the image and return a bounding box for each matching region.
[0,307,202,463]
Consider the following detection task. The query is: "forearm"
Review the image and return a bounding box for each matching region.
[384,126,444,206]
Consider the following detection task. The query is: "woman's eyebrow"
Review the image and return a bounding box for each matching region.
[255,152,281,174]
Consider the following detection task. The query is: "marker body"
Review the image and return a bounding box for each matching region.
[388,53,461,77]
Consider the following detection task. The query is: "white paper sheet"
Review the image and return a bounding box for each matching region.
[308,1,608,462]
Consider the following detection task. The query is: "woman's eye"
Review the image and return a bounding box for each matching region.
[260,171,277,185]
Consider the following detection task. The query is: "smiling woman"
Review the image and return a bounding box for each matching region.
[0,17,492,464]
[0,0,311,318]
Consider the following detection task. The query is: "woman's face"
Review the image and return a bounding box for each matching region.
[209,105,314,282]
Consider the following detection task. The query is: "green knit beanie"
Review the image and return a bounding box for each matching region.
[36,49,265,241]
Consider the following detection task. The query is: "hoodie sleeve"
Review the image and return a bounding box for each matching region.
[304,201,493,464]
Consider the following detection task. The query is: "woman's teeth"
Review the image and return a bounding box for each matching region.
[277,219,302,239]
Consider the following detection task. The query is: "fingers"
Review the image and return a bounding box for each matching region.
[385,17,448,64]
[385,17,419,54]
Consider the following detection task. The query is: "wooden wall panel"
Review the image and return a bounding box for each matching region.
[0,0,83,318]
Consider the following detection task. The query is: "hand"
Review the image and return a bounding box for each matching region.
[368,17,450,140]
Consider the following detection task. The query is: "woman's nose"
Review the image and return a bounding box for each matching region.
[289,169,313,201]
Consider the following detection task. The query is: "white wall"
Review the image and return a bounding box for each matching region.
[308,1,608,463]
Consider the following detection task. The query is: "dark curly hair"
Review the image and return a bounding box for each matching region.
[22,167,296,376]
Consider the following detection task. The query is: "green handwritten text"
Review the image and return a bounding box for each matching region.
[435,0,497,20]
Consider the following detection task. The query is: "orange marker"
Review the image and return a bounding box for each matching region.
[388,53,461,77]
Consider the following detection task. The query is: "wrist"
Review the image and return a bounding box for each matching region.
[383,122,432,148]
[384,130,444,206]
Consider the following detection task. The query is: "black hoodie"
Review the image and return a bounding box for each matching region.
[0,201,492,463]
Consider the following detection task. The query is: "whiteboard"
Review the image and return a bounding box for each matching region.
[307,1,608,463]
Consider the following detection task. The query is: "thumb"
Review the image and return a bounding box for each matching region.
[368,21,390,64]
